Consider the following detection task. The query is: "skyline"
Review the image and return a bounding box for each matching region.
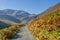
[0,0,60,14]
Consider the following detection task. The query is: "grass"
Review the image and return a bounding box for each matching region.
[0,24,25,40]
[28,10,60,40]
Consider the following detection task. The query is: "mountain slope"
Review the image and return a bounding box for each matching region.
[0,15,21,23]
[28,3,60,40]
[0,9,37,24]
[0,21,10,29]
[38,3,60,17]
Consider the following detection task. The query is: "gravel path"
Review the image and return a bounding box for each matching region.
[11,26,34,40]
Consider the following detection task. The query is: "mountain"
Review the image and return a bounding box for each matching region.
[28,3,60,40]
[0,9,37,25]
[0,9,15,15]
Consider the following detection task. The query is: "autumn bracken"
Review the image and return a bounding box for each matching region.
[28,10,60,40]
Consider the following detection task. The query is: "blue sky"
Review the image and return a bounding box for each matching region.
[0,0,60,14]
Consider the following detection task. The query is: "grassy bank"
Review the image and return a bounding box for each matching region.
[28,10,60,40]
[0,24,25,40]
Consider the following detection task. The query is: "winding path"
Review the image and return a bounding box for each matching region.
[11,26,34,40]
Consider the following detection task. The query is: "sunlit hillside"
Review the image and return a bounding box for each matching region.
[0,24,24,40]
[28,9,60,40]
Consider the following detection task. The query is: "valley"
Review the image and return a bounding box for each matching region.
[0,3,60,40]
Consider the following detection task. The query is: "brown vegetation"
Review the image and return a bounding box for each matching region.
[28,10,60,40]
[0,24,24,40]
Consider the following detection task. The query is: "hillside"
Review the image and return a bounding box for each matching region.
[28,3,60,40]
[38,3,60,17]
[0,15,21,23]
[0,21,10,29]
[0,24,24,40]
